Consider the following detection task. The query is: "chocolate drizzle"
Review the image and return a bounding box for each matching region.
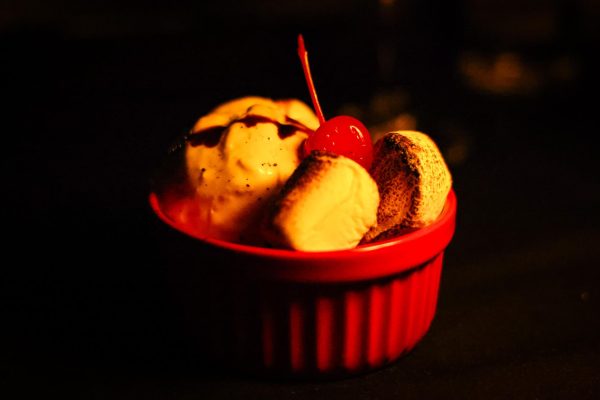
[186,127,225,148]
[241,116,273,127]
[285,116,313,135]
[278,124,296,139]
[186,115,314,147]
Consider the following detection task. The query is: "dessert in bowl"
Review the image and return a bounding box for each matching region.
[149,36,456,378]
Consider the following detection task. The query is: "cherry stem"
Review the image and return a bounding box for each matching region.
[297,34,326,125]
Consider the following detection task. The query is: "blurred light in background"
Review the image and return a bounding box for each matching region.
[2,0,598,168]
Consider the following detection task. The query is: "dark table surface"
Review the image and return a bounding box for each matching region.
[2,7,600,399]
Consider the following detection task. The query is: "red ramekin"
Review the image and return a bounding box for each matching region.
[149,190,456,378]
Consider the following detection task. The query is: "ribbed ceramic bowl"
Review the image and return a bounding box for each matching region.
[149,190,456,378]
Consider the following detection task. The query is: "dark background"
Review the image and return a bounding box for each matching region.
[2,1,599,399]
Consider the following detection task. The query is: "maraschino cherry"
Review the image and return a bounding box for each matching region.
[297,34,373,170]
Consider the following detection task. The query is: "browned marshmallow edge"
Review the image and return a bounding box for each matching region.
[363,130,452,242]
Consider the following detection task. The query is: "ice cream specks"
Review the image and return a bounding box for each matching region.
[182,97,319,243]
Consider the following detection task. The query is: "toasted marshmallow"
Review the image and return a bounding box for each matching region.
[264,151,379,251]
[363,130,452,242]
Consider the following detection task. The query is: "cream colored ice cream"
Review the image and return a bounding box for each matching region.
[181,97,319,243]
[264,151,380,251]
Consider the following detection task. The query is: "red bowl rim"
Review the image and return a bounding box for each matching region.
[149,189,456,269]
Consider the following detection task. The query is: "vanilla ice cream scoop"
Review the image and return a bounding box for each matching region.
[179,97,319,243]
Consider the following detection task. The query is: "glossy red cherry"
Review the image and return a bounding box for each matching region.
[297,34,373,170]
[303,116,373,169]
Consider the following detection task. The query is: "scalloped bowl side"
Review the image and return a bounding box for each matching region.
[149,190,457,377]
